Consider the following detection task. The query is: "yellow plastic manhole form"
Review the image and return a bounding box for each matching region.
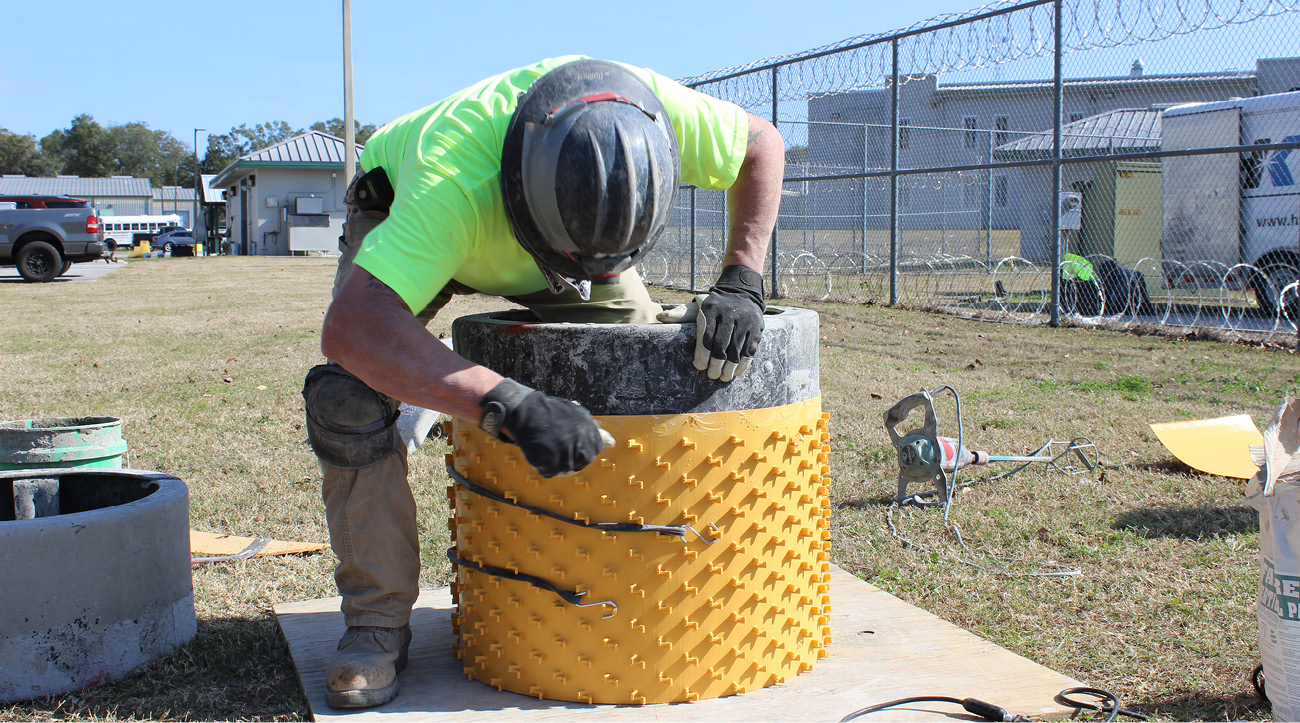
[446,397,831,704]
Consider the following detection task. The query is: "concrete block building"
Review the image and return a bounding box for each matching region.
[209,131,362,256]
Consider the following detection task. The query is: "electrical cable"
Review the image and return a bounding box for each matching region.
[1055,687,1148,722]
[839,687,1145,722]
[1251,664,1268,703]
[839,695,1028,722]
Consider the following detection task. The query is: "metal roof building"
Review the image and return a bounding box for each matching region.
[151,186,199,228]
[991,109,1165,264]
[993,108,1162,160]
[210,131,363,188]
[211,131,362,256]
[199,174,226,205]
[0,175,154,216]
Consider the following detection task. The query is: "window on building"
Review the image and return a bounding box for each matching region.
[899,118,911,150]
[994,176,1008,207]
[964,116,978,149]
[1069,112,1085,123]
[995,116,1009,146]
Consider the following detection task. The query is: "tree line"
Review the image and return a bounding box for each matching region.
[0,116,377,188]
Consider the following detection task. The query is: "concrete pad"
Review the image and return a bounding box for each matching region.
[0,260,126,284]
[274,567,1084,721]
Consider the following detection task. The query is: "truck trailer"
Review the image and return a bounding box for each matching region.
[1162,91,1300,318]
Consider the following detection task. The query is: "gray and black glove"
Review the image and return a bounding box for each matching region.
[478,378,614,478]
[656,265,766,382]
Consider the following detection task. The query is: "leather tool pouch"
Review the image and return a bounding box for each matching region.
[354,166,395,213]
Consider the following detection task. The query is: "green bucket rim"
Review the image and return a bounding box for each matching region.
[0,416,123,433]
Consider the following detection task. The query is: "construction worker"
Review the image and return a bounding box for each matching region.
[302,56,783,708]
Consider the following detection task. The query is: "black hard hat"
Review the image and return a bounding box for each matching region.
[501,59,681,280]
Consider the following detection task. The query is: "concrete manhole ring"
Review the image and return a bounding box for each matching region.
[0,468,196,703]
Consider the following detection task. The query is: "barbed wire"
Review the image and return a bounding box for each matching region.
[668,0,1300,348]
[642,247,1299,344]
[680,0,1299,108]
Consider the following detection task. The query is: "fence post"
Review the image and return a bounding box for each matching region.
[770,65,780,299]
[1050,0,1064,327]
[986,129,994,271]
[890,37,900,306]
[862,123,869,274]
[689,187,697,291]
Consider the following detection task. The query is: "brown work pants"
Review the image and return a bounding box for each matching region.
[321,171,660,627]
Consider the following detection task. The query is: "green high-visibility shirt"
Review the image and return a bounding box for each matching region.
[354,55,750,315]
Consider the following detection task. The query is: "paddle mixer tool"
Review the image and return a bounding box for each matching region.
[885,385,1100,506]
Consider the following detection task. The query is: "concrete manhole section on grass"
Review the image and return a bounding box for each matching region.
[0,469,196,704]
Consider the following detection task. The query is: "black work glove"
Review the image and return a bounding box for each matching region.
[478,378,614,478]
[656,265,766,382]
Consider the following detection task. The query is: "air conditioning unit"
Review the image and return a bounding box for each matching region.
[295,197,324,215]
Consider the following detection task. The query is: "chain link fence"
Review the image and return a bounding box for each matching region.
[644,0,1300,344]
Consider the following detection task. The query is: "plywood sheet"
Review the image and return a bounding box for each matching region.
[274,567,1084,722]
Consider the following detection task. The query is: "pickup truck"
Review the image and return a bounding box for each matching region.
[0,204,106,282]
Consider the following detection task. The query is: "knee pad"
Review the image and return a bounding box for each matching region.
[302,364,400,469]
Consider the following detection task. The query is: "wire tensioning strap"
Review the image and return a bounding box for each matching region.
[445,547,617,619]
[446,466,717,543]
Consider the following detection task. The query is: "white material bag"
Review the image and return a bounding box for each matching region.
[1245,397,1300,721]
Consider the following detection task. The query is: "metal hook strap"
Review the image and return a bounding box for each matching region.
[445,548,618,619]
[447,466,715,543]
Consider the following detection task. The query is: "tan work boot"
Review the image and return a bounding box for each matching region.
[325,625,412,708]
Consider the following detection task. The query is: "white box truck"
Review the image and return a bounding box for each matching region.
[1162,91,1300,317]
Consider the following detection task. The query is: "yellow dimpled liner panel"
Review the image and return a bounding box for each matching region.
[447,397,832,705]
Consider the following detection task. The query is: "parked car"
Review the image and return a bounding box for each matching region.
[150,228,195,254]
[0,195,91,210]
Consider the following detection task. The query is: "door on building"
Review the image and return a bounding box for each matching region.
[239,189,251,255]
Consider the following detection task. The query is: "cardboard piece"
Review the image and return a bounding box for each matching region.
[274,567,1085,722]
[1149,414,1263,479]
[190,530,327,561]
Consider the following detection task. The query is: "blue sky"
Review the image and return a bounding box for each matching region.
[0,0,1288,149]
[0,0,990,146]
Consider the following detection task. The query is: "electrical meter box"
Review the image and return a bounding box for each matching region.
[295,197,324,215]
[1059,192,1082,231]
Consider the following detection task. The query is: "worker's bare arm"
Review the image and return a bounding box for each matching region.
[724,113,785,272]
[320,267,503,422]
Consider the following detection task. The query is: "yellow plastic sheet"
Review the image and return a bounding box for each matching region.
[1149,414,1263,479]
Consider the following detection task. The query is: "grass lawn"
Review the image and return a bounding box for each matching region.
[1,256,1295,721]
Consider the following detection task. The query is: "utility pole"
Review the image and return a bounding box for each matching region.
[194,128,206,245]
[343,0,356,184]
